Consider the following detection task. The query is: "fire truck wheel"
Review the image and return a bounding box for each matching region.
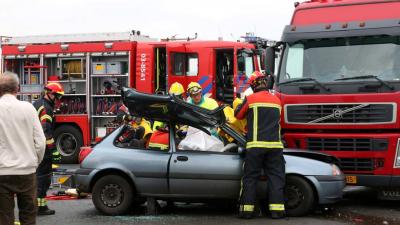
[92,175,134,215]
[54,125,83,164]
[285,176,316,217]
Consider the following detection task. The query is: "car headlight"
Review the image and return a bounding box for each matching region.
[331,164,342,176]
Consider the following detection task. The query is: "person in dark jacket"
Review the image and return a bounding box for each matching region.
[33,82,64,216]
[235,71,285,219]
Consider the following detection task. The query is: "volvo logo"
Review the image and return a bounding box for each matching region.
[332,109,343,118]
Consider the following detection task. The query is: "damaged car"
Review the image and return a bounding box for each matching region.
[75,88,345,216]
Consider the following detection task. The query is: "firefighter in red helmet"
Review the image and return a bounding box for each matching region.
[235,71,285,219]
[33,82,64,215]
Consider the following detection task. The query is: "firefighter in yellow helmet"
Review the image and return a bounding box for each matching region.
[33,82,64,215]
[152,82,186,131]
[169,82,185,99]
[187,82,218,110]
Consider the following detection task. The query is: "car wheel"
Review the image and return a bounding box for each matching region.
[92,175,134,215]
[285,176,315,217]
[54,125,83,164]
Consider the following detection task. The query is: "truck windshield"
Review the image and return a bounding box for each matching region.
[279,36,400,83]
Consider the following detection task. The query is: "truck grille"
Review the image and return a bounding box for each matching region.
[285,103,395,124]
[307,138,388,151]
[338,158,374,171]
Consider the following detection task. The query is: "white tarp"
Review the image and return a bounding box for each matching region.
[178,127,224,152]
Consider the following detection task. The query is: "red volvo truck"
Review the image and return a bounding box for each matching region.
[1,32,259,163]
[264,0,400,198]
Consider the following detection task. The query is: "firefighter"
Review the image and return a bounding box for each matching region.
[169,81,185,99]
[235,71,285,219]
[148,123,169,151]
[33,82,64,215]
[150,82,187,148]
[187,82,218,110]
[152,82,185,131]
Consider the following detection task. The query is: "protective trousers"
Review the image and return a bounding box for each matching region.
[239,147,285,214]
[36,152,52,206]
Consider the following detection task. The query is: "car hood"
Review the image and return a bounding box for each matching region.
[122,88,241,140]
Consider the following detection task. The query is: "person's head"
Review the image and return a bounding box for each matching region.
[248,71,268,92]
[187,82,203,104]
[169,82,185,99]
[0,71,19,96]
[44,82,64,104]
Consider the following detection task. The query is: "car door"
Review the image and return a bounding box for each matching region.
[168,149,243,198]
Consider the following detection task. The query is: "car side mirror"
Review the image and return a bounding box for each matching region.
[264,47,275,75]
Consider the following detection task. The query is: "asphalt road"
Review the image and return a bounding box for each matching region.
[31,186,400,225]
[16,165,400,225]
[34,199,350,225]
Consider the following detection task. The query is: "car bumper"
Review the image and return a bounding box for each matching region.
[74,168,96,193]
[307,175,346,204]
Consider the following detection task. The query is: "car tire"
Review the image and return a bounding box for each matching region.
[54,125,83,164]
[92,175,134,215]
[285,176,315,217]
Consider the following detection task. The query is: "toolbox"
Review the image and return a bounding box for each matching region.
[92,62,106,74]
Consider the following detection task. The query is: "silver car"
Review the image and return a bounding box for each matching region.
[75,88,345,216]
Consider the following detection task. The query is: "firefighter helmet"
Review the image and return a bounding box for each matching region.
[247,71,265,86]
[187,82,202,95]
[45,82,64,97]
[169,82,185,95]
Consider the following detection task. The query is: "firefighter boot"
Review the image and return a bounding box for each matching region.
[37,206,55,215]
[270,210,286,219]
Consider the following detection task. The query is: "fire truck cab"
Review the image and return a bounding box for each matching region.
[1,32,259,163]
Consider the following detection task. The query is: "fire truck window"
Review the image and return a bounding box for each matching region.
[172,53,199,76]
[237,52,254,77]
[172,53,185,76]
[186,54,198,76]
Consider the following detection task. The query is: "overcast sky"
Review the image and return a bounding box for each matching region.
[0,0,297,42]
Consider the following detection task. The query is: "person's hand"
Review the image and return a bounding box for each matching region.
[52,150,62,163]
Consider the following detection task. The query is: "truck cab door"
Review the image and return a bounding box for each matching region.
[167,43,187,92]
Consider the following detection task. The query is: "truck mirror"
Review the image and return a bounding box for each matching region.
[264,47,275,75]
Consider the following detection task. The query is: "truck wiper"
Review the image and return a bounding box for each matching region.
[334,75,394,90]
[278,77,330,92]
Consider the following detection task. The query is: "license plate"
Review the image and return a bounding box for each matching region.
[346,175,357,184]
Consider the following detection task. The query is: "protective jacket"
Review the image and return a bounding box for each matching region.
[148,129,169,150]
[33,98,56,160]
[189,96,218,110]
[235,90,283,149]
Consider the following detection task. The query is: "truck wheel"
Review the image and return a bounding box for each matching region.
[285,176,315,217]
[92,175,134,215]
[54,125,83,164]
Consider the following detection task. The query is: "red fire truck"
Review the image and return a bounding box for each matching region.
[1,32,259,163]
[264,0,400,197]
